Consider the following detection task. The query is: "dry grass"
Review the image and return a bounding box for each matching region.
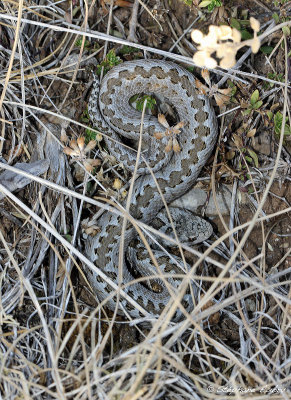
[0,1,290,399]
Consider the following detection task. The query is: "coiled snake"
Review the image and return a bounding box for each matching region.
[86,59,218,319]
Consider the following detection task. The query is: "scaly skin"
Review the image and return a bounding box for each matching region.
[85,60,218,319]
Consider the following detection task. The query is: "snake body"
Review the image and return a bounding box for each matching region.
[86,59,218,318]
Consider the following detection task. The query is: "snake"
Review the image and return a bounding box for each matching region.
[85,59,218,319]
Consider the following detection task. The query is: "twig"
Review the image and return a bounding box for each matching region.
[127,0,139,43]
[3,13,291,86]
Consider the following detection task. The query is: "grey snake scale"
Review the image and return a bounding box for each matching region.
[85,59,218,319]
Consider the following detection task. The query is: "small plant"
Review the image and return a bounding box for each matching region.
[273,111,291,136]
[243,148,259,168]
[80,108,90,124]
[181,0,196,6]
[274,0,289,6]
[75,39,90,48]
[263,72,284,89]
[82,109,104,143]
[230,16,258,40]
[199,0,222,12]
[268,72,284,83]
[80,109,103,143]
[272,8,291,28]
[96,49,122,75]
[119,45,142,58]
[260,45,275,55]
[231,130,259,168]
[85,128,103,143]
[242,89,263,116]
[131,94,157,112]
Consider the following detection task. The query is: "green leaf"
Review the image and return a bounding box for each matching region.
[272,12,280,24]
[266,111,273,120]
[64,234,72,243]
[274,111,291,135]
[274,111,283,130]
[199,0,212,7]
[241,30,253,40]
[245,156,253,164]
[282,26,290,36]
[260,46,274,55]
[270,72,283,82]
[75,39,90,48]
[247,149,259,168]
[119,45,139,55]
[230,18,241,31]
[242,108,252,116]
[111,30,123,39]
[208,0,222,11]
[250,90,259,106]
[252,100,263,110]
[85,129,96,141]
[135,95,156,112]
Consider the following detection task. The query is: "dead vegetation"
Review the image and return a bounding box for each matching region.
[0,0,290,399]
